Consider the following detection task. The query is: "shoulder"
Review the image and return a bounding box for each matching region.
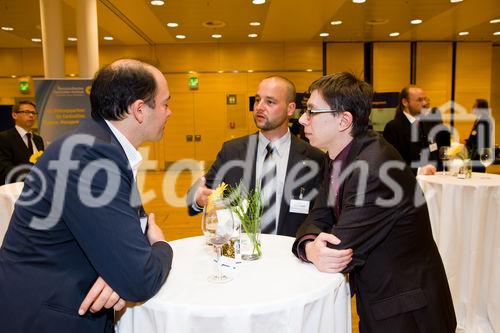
[357,131,403,165]
[292,137,326,161]
[0,128,16,138]
[221,134,256,151]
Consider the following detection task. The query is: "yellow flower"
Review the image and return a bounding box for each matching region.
[447,144,463,157]
[29,151,44,164]
[207,182,227,210]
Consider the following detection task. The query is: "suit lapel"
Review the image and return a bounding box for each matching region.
[10,128,31,158]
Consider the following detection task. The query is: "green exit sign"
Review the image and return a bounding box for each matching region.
[19,79,30,93]
[188,76,199,90]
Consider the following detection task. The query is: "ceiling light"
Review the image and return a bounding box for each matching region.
[31,38,42,43]
[252,0,266,4]
[248,70,254,73]
[352,0,366,3]
[1,26,14,31]
[248,33,258,38]
[217,70,224,73]
[67,37,77,41]
[11,75,16,78]
[306,69,313,72]
[330,20,343,25]
[458,31,469,36]
[233,70,239,73]
[150,0,165,5]
[411,19,423,24]
[69,74,76,77]
[176,34,186,39]
[103,36,114,41]
[494,31,500,36]
[249,21,261,26]
[490,19,500,24]
[319,32,330,37]
[389,32,400,37]
[167,22,178,28]
[211,34,222,39]
[450,0,463,3]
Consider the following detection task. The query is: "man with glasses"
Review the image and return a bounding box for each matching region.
[293,73,456,332]
[0,101,45,185]
[187,76,325,237]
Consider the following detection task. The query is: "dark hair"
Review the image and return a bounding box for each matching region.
[475,99,488,109]
[308,72,373,137]
[264,75,296,103]
[90,60,157,120]
[13,100,36,113]
[396,85,419,113]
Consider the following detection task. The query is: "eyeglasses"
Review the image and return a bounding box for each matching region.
[15,111,37,116]
[300,108,342,120]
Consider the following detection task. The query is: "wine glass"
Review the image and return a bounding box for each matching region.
[202,200,234,283]
[479,148,494,170]
[439,146,449,175]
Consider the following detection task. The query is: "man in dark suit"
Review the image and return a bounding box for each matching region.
[465,99,493,172]
[293,73,456,332]
[0,59,174,333]
[187,76,325,237]
[383,85,449,175]
[0,101,45,185]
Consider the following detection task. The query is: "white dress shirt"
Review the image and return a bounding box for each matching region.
[104,120,142,180]
[15,125,39,154]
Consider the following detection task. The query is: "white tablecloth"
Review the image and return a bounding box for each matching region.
[418,173,500,333]
[116,234,351,333]
[0,182,24,246]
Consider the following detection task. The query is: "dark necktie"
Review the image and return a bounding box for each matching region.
[26,133,34,155]
[329,160,342,218]
[260,143,277,234]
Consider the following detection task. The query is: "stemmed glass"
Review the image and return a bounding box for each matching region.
[439,146,450,175]
[479,148,494,171]
[202,199,234,283]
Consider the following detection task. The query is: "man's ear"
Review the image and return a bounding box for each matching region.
[287,102,296,117]
[339,112,353,132]
[129,100,145,124]
[402,98,409,108]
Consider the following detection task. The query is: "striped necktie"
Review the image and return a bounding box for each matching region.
[260,143,277,234]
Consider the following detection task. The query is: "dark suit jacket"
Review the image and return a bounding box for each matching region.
[0,118,173,333]
[383,111,450,174]
[187,133,326,237]
[293,131,456,332]
[465,114,492,172]
[0,127,44,185]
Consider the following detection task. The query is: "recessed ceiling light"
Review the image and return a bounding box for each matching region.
[217,70,224,73]
[458,31,469,36]
[450,0,463,3]
[11,75,16,78]
[233,70,239,73]
[248,33,258,38]
[176,34,186,39]
[389,32,400,37]
[490,19,500,24]
[69,74,76,77]
[411,19,423,24]
[252,0,266,4]
[150,0,165,5]
[330,20,343,25]
[167,22,178,28]
[306,69,313,72]
[319,32,330,37]
[211,34,222,39]
[1,26,14,31]
[67,37,77,41]
[494,31,500,36]
[31,38,42,43]
[249,21,261,26]
[248,70,254,73]
[103,36,114,41]
[352,0,366,3]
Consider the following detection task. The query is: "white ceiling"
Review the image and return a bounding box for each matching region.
[0,0,499,48]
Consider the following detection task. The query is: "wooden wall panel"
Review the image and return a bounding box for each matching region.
[156,44,219,73]
[0,49,23,77]
[373,42,410,92]
[416,42,452,108]
[326,43,364,78]
[284,42,322,71]
[489,46,499,146]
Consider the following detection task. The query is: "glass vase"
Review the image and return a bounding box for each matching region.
[240,230,262,261]
[457,159,472,179]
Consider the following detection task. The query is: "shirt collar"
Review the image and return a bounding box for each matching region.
[258,130,291,157]
[104,120,142,179]
[403,111,417,124]
[15,125,30,137]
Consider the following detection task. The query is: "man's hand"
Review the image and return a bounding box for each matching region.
[305,232,353,273]
[194,176,213,208]
[146,213,165,245]
[79,276,126,315]
[420,164,437,175]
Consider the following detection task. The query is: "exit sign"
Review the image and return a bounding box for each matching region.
[188,76,199,90]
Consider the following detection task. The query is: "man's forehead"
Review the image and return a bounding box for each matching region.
[18,104,35,110]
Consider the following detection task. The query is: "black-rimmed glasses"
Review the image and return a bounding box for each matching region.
[300,108,342,120]
[15,111,38,116]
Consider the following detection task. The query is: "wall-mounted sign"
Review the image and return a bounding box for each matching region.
[188,76,199,90]
[226,94,237,105]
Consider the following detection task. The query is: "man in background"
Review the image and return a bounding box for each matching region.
[0,101,44,185]
[187,76,325,237]
[383,85,444,175]
[0,59,173,333]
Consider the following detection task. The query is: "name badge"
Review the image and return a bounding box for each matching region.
[290,199,310,214]
[429,143,438,152]
[140,216,148,233]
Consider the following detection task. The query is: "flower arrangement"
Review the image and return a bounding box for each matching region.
[206,182,227,211]
[447,143,469,160]
[447,143,471,178]
[227,181,263,259]
[29,151,44,164]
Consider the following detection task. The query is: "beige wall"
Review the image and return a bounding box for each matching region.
[326,42,364,79]
[373,42,411,92]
